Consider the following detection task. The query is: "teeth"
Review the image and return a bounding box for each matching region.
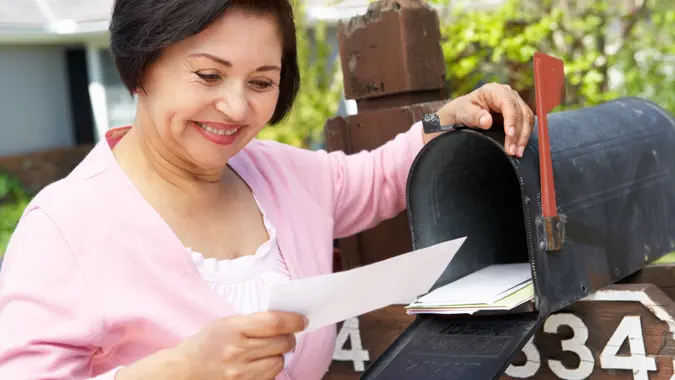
[196,122,239,136]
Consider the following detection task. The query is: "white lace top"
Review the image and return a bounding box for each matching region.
[188,196,295,366]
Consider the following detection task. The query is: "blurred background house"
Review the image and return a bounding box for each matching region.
[0,0,380,157]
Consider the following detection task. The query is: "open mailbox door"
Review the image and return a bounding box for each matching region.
[360,53,675,379]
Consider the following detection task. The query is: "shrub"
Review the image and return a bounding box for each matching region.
[433,0,675,114]
[0,173,29,257]
[257,0,344,148]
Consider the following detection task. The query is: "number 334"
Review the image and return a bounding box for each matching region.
[506,313,657,380]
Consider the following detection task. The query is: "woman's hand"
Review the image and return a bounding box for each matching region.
[117,311,307,380]
[424,83,535,158]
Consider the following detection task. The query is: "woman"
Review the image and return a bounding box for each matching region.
[0,0,533,379]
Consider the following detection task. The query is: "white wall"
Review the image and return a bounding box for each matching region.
[0,46,74,156]
[97,47,137,129]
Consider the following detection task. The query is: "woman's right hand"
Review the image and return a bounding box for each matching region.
[117,311,308,380]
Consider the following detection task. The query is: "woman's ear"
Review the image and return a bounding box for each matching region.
[133,86,149,97]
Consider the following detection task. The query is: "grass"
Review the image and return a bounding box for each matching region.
[653,251,675,264]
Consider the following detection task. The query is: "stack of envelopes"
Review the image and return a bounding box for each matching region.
[405,262,534,315]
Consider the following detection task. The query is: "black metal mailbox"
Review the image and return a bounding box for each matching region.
[361,53,675,379]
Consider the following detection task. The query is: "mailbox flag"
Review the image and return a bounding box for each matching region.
[533,52,565,219]
[533,52,565,114]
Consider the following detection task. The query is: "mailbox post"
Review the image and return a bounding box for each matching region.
[324,1,675,379]
[323,0,445,376]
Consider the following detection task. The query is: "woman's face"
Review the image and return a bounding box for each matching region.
[135,8,283,171]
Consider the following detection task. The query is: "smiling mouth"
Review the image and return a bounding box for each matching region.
[195,121,241,136]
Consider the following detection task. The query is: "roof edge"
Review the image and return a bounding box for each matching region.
[0,3,453,42]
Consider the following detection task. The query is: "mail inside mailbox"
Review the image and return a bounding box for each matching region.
[407,129,531,304]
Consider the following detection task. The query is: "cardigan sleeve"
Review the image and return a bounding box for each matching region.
[326,121,425,238]
[0,208,120,380]
[258,121,425,239]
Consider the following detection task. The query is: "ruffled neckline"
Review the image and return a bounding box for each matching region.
[188,195,283,284]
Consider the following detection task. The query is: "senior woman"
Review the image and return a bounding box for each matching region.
[0,0,534,379]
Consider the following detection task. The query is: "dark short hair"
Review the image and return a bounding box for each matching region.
[109,0,300,125]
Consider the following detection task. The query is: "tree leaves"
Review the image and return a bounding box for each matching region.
[431,0,675,115]
[257,1,343,149]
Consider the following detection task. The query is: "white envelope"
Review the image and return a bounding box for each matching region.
[267,237,466,334]
[413,262,532,306]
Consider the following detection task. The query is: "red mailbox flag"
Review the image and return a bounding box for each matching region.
[533,52,565,219]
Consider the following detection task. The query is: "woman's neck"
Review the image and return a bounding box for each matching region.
[111,124,229,206]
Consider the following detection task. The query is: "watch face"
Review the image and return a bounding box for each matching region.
[422,113,441,134]
[423,113,440,124]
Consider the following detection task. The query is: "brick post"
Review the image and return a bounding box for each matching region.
[325,0,447,272]
[323,1,448,377]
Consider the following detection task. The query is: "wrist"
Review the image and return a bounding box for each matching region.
[422,98,461,145]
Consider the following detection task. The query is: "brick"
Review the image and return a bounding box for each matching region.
[337,0,446,101]
[0,145,93,194]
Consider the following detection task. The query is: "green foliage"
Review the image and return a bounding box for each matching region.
[654,251,675,264]
[0,173,29,257]
[431,0,675,114]
[257,1,343,148]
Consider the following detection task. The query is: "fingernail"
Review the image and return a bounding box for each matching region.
[303,316,309,328]
[508,127,515,137]
[518,146,525,157]
[480,115,490,127]
[510,144,517,155]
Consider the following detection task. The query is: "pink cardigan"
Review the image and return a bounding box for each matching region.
[0,121,424,379]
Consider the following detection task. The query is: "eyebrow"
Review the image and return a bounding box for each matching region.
[189,53,281,72]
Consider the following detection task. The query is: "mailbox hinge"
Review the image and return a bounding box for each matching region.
[536,214,566,252]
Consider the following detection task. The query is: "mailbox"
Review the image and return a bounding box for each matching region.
[361,53,675,379]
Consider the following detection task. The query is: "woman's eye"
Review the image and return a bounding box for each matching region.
[250,80,274,91]
[196,72,221,83]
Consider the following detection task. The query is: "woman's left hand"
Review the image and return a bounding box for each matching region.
[424,82,535,158]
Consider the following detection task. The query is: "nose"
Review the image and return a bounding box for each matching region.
[214,81,248,122]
